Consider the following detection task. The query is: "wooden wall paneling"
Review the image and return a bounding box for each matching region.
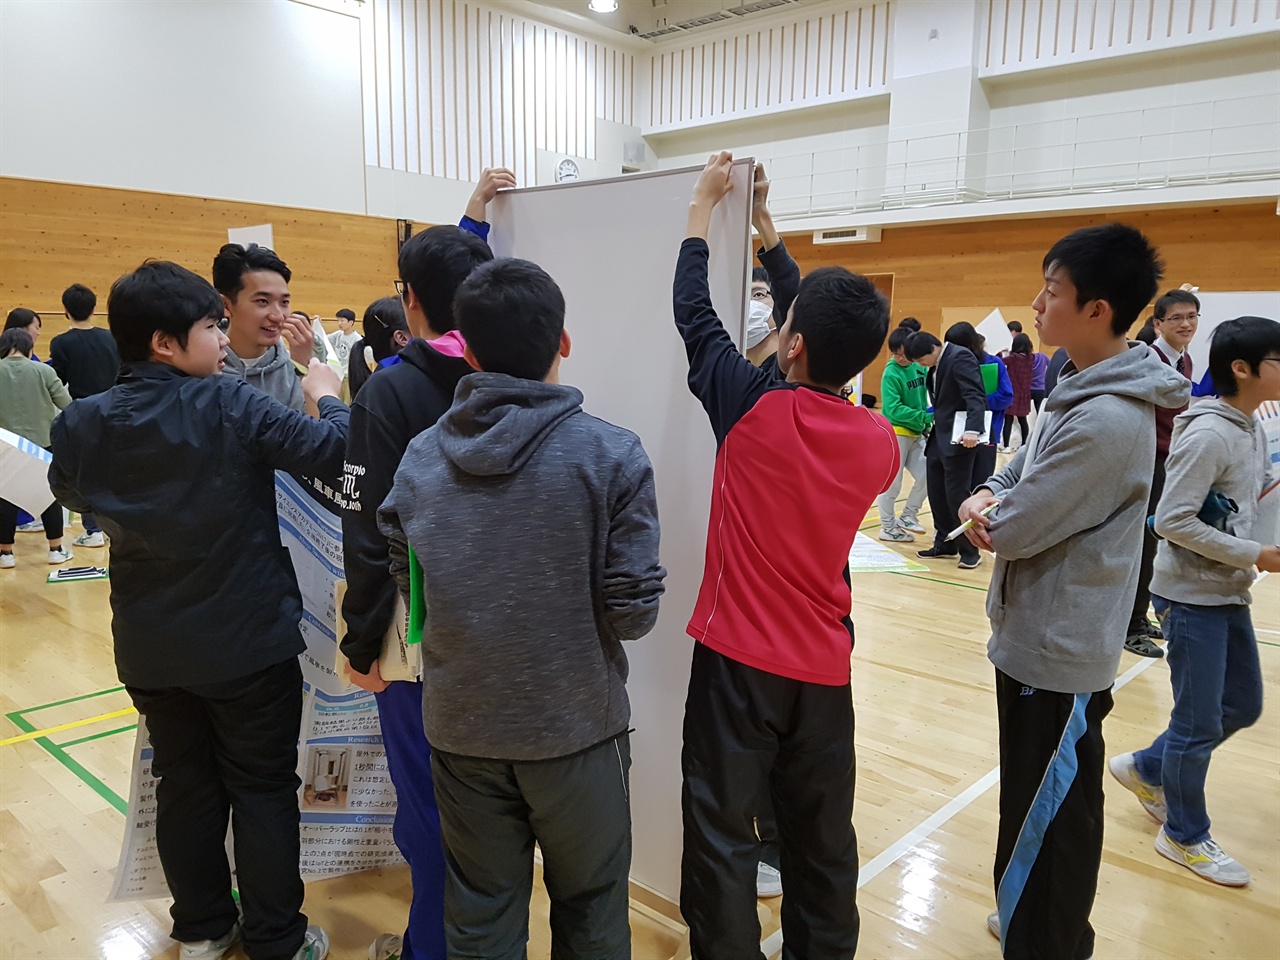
[0,177,401,341]
[785,202,1280,396]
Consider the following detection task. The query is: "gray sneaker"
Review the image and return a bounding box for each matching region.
[756,861,782,897]
[878,526,915,543]
[1155,827,1251,886]
[180,923,241,960]
[1108,752,1166,822]
[1124,632,1165,658]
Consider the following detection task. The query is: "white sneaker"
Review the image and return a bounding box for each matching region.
[900,519,927,535]
[293,926,330,960]
[878,526,915,543]
[180,922,241,960]
[370,933,403,960]
[756,861,782,898]
[0,552,14,569]
[48,546,73,565]
[1155,827,1251,886]
[986,910,999,939]
[74,531,106,547]
[1108,752,1166,822]
[16,520,43,533]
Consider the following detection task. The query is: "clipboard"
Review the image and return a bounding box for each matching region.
[951,411,993,445]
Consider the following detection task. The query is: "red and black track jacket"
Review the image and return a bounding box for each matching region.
[674,238,900,686]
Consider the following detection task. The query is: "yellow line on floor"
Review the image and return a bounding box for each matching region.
[0,707,138,747]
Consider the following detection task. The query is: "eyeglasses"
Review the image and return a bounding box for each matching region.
[394,279,408,298]
[1261,357,1280,366]
[750,289,773,301]
[1160,312,1199,323]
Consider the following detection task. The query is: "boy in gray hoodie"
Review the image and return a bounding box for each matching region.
[1109,316,1280,887]
[958,224,1190,960]
[378,258,666,960]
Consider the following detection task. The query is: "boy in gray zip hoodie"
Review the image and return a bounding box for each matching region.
[1110,316,1280,888]
[959,224,1190,960]
[379,258,666,960]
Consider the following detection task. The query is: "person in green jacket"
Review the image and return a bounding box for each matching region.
[877,323,933,541]
[0,328,73,567]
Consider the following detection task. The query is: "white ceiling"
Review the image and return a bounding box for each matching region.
[526,0,821,41]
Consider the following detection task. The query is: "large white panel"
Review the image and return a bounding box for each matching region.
[487,163,754,900]
[0,0,365,211]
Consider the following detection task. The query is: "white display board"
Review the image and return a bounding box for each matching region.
[488,163,753,900]
[1186,291,1280,374]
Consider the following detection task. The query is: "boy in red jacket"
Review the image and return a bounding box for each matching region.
[674,152,899,960]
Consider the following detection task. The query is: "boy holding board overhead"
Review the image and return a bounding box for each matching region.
[675,152,898,960]
[958,224,1190,959]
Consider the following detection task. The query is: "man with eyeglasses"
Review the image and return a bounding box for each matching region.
[1125,288,1200,658]
[750,165,799,382]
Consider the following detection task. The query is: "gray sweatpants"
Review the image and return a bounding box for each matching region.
[431,732,633,960]
[876,433,928,531]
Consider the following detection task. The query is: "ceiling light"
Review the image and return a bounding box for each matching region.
[589,0,618,12]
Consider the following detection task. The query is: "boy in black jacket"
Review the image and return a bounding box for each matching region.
[49,262,347,960]
[379,258,665,959]
[338,167,511,960]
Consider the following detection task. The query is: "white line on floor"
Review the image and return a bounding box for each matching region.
[761,653,1162,959]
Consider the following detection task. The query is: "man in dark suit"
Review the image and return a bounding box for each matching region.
[906,329,989,568]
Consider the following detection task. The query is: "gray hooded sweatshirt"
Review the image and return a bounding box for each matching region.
[1150,399,1272,606]
[378,372,666,761]
[982,343,1190,694]
[221,342,304,412]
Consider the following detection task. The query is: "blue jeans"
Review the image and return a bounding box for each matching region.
[375,679,446,960]
[1134,599,1263,845]
[82,511,100,534]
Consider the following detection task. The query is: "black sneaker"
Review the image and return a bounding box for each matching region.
[1145,620,1164,641]
[917,546,958,559]
[1124,632,1165,658]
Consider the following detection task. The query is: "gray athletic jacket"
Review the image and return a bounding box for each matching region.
[221,342,304,412]
[379,372,666,761]
[1151,400,1272,606]
[982,344,1190,693]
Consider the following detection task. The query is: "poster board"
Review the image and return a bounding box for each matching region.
[487,163,753,900]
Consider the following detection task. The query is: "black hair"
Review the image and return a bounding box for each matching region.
[1154,289,1200,320]
[887,327,914,353]
[1207,315,1280,397]
[348,296,409,400]
[1134,318,1157,345]
[1006,320,1023,334]
[398,225,494,335]
[751,266,771,287]
[898,316,921,333]
[788,267,889,386]
[904,331,941,361]
[454,259,565,381]
[4,308,41,332]
[944,321,984,360]
[108,261,224,363]
[61,284,97,321]
[0,329,34,358]
[211,243,292,300]
[1042,223,1163,335]
[336,308,356,323]
[1010,332,1033,354]
[861,393,877,409]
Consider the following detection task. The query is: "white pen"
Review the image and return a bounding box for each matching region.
[946,501,1000,542]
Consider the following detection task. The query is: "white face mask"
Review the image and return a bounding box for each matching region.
[745,299,774,349]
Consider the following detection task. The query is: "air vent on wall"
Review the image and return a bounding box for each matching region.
[676,10,733,29]
[638,24,685,39]
[812,226,882,244]
[728,0,800,15]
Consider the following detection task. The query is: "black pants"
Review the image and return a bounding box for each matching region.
[993,669,1112,960]
[0,497,64,542]
[681,644,858,960]
[431,733,633,960]
[1030,390,1046,413]
[926,444,979,562]
[1128,457,1167,633]
[1001,416,1030,448]
[126,658,307,960]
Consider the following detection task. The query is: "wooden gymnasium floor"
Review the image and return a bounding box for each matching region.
[2,473,1278,960]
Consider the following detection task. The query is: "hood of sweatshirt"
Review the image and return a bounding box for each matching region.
[438,372,584,477]
[1051,342,1190,413]
[222,341,292,377]
[397,335,474,395]
[1169,397,1256,442]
